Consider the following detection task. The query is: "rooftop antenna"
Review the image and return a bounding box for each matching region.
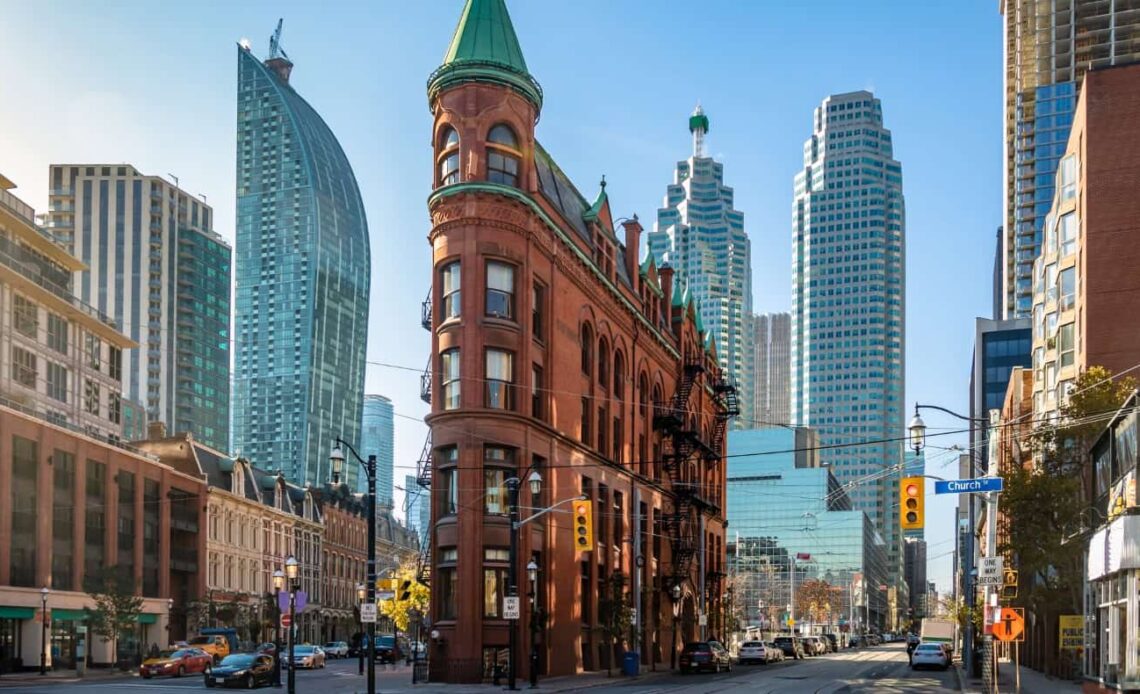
[268,18,289,61]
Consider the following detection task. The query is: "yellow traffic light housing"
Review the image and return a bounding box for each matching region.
[900,476,924,530]
[573,499,594,552]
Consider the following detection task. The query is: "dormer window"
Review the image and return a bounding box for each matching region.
[439,127,460,186]
[487,124,520,187]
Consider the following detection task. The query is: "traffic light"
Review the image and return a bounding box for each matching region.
[573,499,594,552]
[900,476,924,530]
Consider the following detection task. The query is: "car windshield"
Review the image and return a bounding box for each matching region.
[188,637,211,645]
[377,637,395,647]
[742,641,762,647]
[916,644,943,652]
[171,649,195,658]
[682,643,710,652]
[324,643,337,648]
[294,646,315,654]
[221,654,254,667]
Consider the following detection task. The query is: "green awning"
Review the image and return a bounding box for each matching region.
[51,609,89,621]
[138,613,157,624]
[0,606,35,619]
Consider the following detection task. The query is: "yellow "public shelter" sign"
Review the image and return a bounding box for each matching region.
[1059,615,1084,650]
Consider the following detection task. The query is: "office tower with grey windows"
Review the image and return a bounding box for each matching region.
[360,394,394,506]
[752,312,790,427]
[791,91,905,540]
[648,105,754,425]
[45,164,231,451]
[1000,0,1140,318]
[232,37,371,486]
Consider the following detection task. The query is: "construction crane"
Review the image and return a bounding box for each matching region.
[268,18,289,61]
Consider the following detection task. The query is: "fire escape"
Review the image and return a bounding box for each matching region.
[416,288,433,586]
[653,353,706,586]
[652,353,740,596]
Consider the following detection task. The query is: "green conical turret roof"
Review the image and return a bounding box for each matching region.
[428,0,543,110]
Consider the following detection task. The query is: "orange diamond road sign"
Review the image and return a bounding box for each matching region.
[992,607,1025,642]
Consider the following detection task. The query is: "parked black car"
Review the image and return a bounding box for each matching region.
[205,653,275,689]
[373,635,402,664]
[773,635,805,660]
[821,633,839,652]
[678,641,732,673]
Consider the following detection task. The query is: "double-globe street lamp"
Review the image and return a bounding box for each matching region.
[908,403,988,678]
[285,556,301,694]
[329,440,377,694]
[272,569,285,688]
[526,560,540,689]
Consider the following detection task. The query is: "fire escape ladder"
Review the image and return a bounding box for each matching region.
[419,356,432,405]
[420,288,432,331]
[415,430,433,489]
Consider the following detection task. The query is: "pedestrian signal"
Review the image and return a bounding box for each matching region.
[573,500,594,552]
[900,476,924,530]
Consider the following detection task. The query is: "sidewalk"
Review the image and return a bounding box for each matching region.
[0,668,136,686]
[955,658,1082,693]
[406,668,671,693]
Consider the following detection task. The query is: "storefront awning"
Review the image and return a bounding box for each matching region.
[0,606,35,619]
[51,609,89,621]
[138,613,157,624]
[1088,515,1140,581]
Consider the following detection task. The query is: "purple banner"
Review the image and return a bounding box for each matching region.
[278,590,307,613]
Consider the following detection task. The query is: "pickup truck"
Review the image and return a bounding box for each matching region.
[187,629,237,664]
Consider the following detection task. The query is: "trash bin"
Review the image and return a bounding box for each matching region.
[622,652,639,676]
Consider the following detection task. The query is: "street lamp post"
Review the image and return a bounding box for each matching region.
[285,556,300,694]
[670,583,682,671]
[166,598,173,647]
[526,560,539,689]
[356,583,366,676]
[330,440,377,694]
[40,587,49,676]
[506,468,542,691]
[273,569,285,688]
[910,403,988,679]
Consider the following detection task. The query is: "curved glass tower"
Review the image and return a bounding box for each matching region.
[232,45,370,487]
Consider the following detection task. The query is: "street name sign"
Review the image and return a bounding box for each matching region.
[934,477,1003,495]
[504,596,520,620]
[360,603,377,623]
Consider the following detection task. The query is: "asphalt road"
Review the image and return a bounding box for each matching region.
[0,644,957,693]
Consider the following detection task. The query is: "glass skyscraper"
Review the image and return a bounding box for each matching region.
[360,394,394,506]
[232,42,371,487]
[791,91,906,540]
[45,165,231,451]
[752,312,790,428]
[1000,0,1140,318]
[648,106,754,426]
[727,429,890,633]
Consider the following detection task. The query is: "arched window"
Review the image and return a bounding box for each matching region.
[638,373,648,417]
[581,324,593,377]
[438,127,460,186]
[598,337,610,388]
[614,352,625,401]
[486,124,520,187]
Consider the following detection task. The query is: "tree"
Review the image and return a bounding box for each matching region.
[595,572,633,677]
[378,561,430,633]
[795,579,841,626]
[85,565,144,668]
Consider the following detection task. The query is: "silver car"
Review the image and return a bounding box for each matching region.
[323,641,348,659]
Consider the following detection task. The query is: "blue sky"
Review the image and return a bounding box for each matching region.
[0,0,1002,595]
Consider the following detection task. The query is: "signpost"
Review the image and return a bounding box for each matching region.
[934,477,1004,495]
[503,596,520,620]
[977,556,1004,586]
[360,603,377,624]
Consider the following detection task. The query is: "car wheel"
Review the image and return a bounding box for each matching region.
[205,677,215,688]
[176,665,185,678]
[142,672,151,680]
[246,673,255,689]
[726,662,733,672]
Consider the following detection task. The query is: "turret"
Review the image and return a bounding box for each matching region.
[428,0,542,193]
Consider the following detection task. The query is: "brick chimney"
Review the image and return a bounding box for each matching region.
[147,421,167,440]
[621,216,642,293]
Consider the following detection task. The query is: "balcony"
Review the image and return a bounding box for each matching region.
[420,364,432,405]
[420,289,432,331]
